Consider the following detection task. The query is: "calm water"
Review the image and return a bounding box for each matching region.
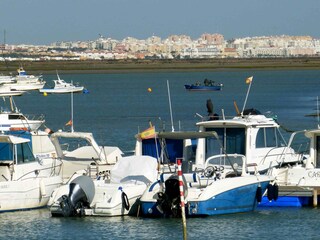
[3,69,320,239]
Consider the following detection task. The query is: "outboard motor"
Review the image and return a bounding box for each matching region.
[59,175,95,217]
[156,175,187,217]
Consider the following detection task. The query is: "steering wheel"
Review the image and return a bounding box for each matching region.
[204,166,215,178]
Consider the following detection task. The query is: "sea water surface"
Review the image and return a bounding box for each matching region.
[3,69,320,239]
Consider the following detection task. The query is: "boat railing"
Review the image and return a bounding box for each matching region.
[24,113,45,121]
[15,161,63,181]
[260,130,310,168]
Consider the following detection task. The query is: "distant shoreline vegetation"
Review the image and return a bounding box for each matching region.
[1,57,320,74]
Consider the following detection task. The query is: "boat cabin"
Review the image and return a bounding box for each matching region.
[195,114,300,173]
[0,135,36,181]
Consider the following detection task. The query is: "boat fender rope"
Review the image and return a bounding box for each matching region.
[121,191,130,211]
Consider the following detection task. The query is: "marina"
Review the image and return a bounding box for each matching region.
[0,69,320,239]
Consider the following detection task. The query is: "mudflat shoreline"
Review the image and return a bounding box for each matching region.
[1,57,320,74]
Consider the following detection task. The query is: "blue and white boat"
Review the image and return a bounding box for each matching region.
[184,78,223,91]
[136,131,274,217]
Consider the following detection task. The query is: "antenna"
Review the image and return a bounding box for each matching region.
[2,29,9,71]
[317,96,319,129]
[167,80,174,132]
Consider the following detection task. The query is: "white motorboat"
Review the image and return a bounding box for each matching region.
[48,155,158,217]
[0,84,25,96]
[0,75,15,84]
[260,129,320,207]
[5,67,46,91]
[39,72,84,94]
[0,133,62,212]
[49,131,123,181]
[0,97,44,131]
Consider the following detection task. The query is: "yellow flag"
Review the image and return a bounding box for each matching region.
[245,76,253,84]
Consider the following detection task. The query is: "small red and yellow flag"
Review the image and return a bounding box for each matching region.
[65,120,73,126]
[140,126,156,139]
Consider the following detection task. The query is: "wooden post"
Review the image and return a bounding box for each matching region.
[313,188,318,207]
[177,159,187,240]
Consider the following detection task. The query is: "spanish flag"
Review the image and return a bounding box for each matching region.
[65,120,73,126]
[245,76,253,84]
[140,126,156,139]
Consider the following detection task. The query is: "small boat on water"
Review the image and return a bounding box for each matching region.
[39,72,84,94]
[48,155,158,217]
[0,96,45,131]
[0,133,62,212]
[0,84,25,96]
[185,78,223,91]
[4,67,46,91]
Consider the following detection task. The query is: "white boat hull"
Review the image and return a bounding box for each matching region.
[39,87,84,94]
[0,175,62,212]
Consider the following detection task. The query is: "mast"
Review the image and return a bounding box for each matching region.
[167,80,174,132]
[2,30,9,71]
[71,87,74,132]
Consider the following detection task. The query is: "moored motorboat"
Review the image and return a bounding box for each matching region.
[4,67,46,91]
[39,72,84,94]
[260,129,320,207]
[0,133,62,212]
[0,96,44,131]
[0,84,25,96]
[48,155,158,217]
[137,131,273,217]
[185,78,223,91]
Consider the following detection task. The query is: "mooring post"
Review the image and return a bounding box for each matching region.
[177,159,187,240]
[313,188,318,207]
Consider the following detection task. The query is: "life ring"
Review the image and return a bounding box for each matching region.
[121,191,130,211]
[9,127,28,131]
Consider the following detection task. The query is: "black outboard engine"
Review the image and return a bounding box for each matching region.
[156,175,187,217]
[59,175,95,217]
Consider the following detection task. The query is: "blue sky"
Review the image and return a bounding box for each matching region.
[1,0,319,45]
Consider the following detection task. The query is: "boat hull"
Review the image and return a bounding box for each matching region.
[184,85,222,91]
[0,176,62,212]
[49,178,148,217]
[140,176,271,217]
[39,87,84,94]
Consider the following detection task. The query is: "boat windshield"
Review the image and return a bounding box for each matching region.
[205,127,245,158]
[0,142,35,164]
[256,127,286,148]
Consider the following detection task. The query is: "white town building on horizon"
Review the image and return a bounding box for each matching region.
[1,34,320,61]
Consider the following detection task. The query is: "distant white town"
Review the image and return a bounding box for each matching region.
[1,33,320,61]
